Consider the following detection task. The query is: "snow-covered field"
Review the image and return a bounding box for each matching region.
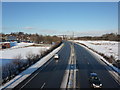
[74,40,119,61]
[0,44,64,89]
[11,42,34,48]
[0,42,50,66]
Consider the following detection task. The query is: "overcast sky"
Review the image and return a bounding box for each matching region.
[2,2,118,36]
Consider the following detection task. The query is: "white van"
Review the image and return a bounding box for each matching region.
[54,54,59,59]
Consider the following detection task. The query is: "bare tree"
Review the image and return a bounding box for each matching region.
[13,54,24,72]
[2,62,17,83]
[26,52,36,65]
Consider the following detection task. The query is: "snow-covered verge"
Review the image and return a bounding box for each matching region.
[0,43,64,89]
[76,43,120,84]
[78,42,120,83]
[73,40,120,74]
[74,40,119,61]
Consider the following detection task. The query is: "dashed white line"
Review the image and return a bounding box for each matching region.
[76,69,79,72]
[41,83,46,89]
[19,72,39,89]
[19,60,53,89]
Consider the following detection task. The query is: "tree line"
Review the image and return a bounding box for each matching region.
[74,33,120,41]
[1,32,62,44]
[2,41,62,85]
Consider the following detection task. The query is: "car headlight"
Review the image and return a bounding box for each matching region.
[100,84,102,86]
[93,84,96,86]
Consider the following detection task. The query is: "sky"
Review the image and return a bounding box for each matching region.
[2,0,120,2]
[2,2,118,36]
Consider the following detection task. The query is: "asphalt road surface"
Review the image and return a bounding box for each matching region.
[74,43,120,88]
[14,41,71,89]
[13,41,120,89]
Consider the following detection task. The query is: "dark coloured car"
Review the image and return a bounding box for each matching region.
[89,73,102,88]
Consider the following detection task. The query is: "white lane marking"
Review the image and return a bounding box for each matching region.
[19,59,53,89]
[44,60,52,67]
[87,62,89,65]
[77,43,120,86]
[60,44,72,88]
[19,72,39,89]
[107,67,120,86]
[41,83,46,89]
[76,69,79,72]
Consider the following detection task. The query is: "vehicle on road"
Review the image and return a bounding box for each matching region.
[54,54,59,60]
[89,73,102,88]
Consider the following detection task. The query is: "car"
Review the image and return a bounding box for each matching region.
[89,73,102,88]
[54,54,59,60]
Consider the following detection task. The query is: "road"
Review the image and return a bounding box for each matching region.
[14,41,71,89]
[13,41,120,89]
[74,43,120,88]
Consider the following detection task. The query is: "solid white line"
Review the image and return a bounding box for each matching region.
[41,83,46,89]
[60,44,72,88]
[106,67,120,86]
[67,44,76,88]
[1,44,64,89]
[20,57,54,89]
[73,48,77,88]
[44,59,52,67]
[77,43,120,86]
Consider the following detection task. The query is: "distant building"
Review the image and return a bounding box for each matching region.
[1,41,17,49]
[7,36,17,41]
[57,35,72,40]
[1,42,10,49]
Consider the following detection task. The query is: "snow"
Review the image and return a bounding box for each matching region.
[78,43,120,75]
[0,43,64,89]
[73,40,120,76]
[11,42,34,48]
[74,40,119,61]
[1,47,49,59]
[1,43,50,66]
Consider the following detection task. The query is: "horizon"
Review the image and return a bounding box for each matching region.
[2,2,118,36]
[1,31,118,37]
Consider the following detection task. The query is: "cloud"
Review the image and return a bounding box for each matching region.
[58,29,118,37]
[2,26,60,35]
[40,29,58,34]
[73,29,118,37]
[23,27,35,30]
[22,27,60,34]
[2,26,118,36]
[2,27,17,30]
